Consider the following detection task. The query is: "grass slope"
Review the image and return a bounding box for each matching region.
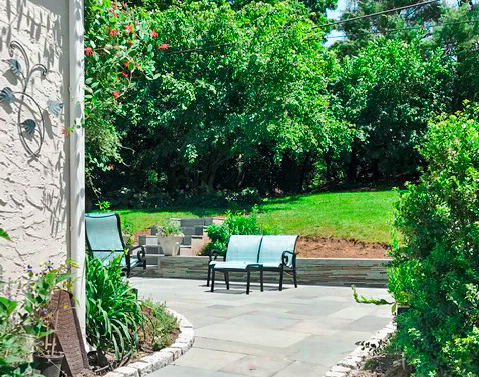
[115,190,399,244]
[258,191,398,243]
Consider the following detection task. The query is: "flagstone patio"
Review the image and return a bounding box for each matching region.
[131,277,393,377]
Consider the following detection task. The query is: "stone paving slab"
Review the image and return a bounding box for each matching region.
[131,278,393,377]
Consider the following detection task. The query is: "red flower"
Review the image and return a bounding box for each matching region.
[125,24,133,34]
[122,2,127,9]
[150,30,158,38]
[110,29,119,37]
[121,72,129,78]
[135,21,140,26]
[113,91,120,99]
[84,47,94,56]
[159,43,169,50]
[61,128,71,136]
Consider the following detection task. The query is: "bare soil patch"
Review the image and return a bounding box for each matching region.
[296,236,391,259]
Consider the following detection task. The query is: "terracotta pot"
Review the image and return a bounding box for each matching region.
[33,353,64,377]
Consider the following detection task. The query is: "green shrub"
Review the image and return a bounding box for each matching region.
[85,256,143,365]
[0,261,74,377]
[390,103,479,376]
[204,207,263,256]
[141,300,177,351]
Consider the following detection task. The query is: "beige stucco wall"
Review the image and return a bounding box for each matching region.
[0,0,70,281]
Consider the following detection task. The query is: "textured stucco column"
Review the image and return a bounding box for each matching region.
[0,1,71,281]
[69,0,86,335]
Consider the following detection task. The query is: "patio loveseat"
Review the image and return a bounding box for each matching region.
[208,235,298,294]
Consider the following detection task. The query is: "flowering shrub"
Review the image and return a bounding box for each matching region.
[84,0,168,188]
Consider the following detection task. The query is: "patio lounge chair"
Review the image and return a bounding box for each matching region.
[209,235,263,294]
[85,213,146,277]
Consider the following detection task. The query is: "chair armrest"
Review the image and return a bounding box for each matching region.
[130,245,146,262]
[281,251,295,269]
[209,249,221,262]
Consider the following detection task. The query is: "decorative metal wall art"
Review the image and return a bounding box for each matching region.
[0,41,64,157]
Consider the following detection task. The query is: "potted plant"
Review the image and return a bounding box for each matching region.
[157,219,184,256]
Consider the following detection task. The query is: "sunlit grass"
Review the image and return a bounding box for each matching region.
[257,191,399,243]
[114,190,399,244]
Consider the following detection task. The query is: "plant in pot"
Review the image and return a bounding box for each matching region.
[24,261,75,377]
[157,219,184,256]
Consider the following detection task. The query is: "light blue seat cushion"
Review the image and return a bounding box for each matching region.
[213,261,250,270]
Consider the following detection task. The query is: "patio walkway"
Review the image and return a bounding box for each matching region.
[131,277,393,377]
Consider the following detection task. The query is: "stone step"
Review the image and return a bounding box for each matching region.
[143,245,161,254]
[181,226,204,236]
[176,218,204,227]
[145,253,162,266]
[139,235,158,246]
[179,245,196,256]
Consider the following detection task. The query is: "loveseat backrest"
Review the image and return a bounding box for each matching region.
[225,235,263,262]
[258,235,298,266]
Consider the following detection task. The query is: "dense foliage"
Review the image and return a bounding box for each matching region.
[331,37,452,182]
[205,208,263,256]
[85,256,176,368]
[0,261,74,377]
[390,104,479,376]
[85,0,355,200]
[84,0,479,200]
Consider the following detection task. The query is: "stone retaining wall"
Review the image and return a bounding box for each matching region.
[133,256,391,288]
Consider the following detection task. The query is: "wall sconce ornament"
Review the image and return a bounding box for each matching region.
[0,41,64,157]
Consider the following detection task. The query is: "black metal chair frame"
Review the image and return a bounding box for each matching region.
[208,236,298,294]
[85,213,146,277]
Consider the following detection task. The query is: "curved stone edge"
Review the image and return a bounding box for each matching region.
[104,309,194,377]
[322,321,397,377]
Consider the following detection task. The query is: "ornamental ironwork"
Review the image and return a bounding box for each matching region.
[0,41,64,157]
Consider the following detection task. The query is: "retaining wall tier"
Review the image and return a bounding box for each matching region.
[132,257,391,288]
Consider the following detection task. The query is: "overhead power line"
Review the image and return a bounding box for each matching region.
[316,0,438,29]
[324,19,479,39]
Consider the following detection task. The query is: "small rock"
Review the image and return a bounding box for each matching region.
[113,366,139,377]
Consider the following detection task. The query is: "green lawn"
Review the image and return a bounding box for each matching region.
[257,191,398,243]
[116,190,399,244]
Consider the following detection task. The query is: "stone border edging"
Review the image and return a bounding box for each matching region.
[104,309,194,377]
[323,321,397,377]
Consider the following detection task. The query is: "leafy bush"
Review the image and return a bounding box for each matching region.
[0,261,74,377]
[85,256,178,368]
[141,300,177,351]
[390,103,479,376]
[85,256,143,365]
[204,207,263,256]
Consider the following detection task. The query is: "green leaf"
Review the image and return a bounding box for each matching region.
[0,228,11,241]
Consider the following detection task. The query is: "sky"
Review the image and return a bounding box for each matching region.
[323,0,479,47]
[324,0,348,47]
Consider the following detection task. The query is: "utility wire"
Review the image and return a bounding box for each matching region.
[325,19,479,39]
[315,0,438,29]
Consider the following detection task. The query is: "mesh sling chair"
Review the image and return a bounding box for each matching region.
[256,235,298,291]
[85,213,146,277]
